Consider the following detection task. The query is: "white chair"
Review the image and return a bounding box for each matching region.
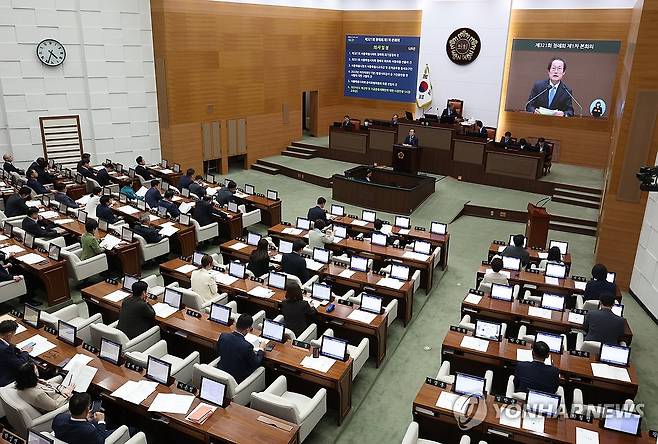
[85,177,101,194]
[44,425,132,444]
[211,253,224,267]
[134,233,170,263]
[238,204,261,229]
[60,244,109,282]
[166,282,228,311]
[192,358,266,406]
[575,332,627,357]
[401,422,474,444]
[570,388,635,418]
[506,375,566,413]
[458,315,508,338]
[309,328,369,381]
[282,272,319,291]
[223,300,266,327]
[575,295,601,311]
[250,375,327,443]
[519,288,541,304]
[516,325,567,350]
[435,360,493,394]
[40,302,102,344]
[125,432,148,444]
[34,236,66,251]
[134,173,150,187]
[0,277,27,305]
[125,340,199,384]
[90,323,161,354]
[271,314,317,343]
[192,218,218,243]
[142,274,165,289]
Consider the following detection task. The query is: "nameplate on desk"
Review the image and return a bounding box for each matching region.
[234,293,249,300]
[570,413,593,423]
[148,294,158,300]
[44,326,57,335]
[530,246,542,251]
[250,277,264,283]
[186,309,201,318]
[425,377,447,388]
[1,430,25,444]
[332,261,344,267]
[125,362,144,373]
[82,343,99,354]
[9,309,22,318]
[481,260,490,266]
[572,308,588,315]
[392,244,405,249]
[508,338,526,346]
[572,275,587,282]
[493,240,506,245]
[494,395,517,404]
[177,381,197,394]
[449,325,468,334]
[337,299,353,307]
[292,340,311,350]
[179,255,191,261]
[569,350,590,358]
[527,269,540,274]
[468,289,484,296]
[414,226,426,231]
[105,278,119,285]
[374,270,386,276]
[282,222,292,226]
[519,299,535,306]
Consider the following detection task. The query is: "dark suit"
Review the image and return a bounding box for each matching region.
[441,107,454,119]
[27,178,48,195]
[3,162,24,175]
[192,200,223,227]
[247,255,270,278]
[189,182,206,198]
[583,309,625,344]
[54,192,79,208]
[281,252,309,284]
[158,199,180,218]
[96,168,111,186]
[133,223,163,244]
[501,245,530,267]
[0,339,31,386]
[525,79,574,117]
[116,296,156,340]
[0,265,14,282]
[500,136,513,146]
[404,135,419,147]
[52,413,112,444]
[307,206,327,224]
[145,188,162,209]
[179,175,193,189]
[478,127,488,138]
[281,299,317,337]
[34,166,55,185]
[78,167,96,179]
[583,279,617,302]
[4,194,29,218]
[22,217,57,239]
[135,165,153,181]
[216,331,264,384]
[514,360,559,394]
[96,204,118,224]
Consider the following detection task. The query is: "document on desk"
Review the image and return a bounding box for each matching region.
[245,333,267,351]
[40,211,59,219]
[397,229,410,235]
[17,253,47,265]
[402,251,430,262]
[497,246,506,253]
[544,276,559,286]
[537,252,549,259]
[301,355,335,373]
[178,202,193,214]
[574,281,587,291]
[1,245,25,255]
[234,191,248,199]
[159,225,179,237]
[229,242,248,250]
[172,196,182,202]
[377,277,404,290]
[575,427,600,444]
[160,168,174,174]
[338,269,355,279]
[499,407,522,428]
[26,200,41,207]
[175,264,197,274]
[435,391,468,414]
[305,258,324,271]
[522,412,545,433]
[63,354,94,371]
[282,227,303,235]
[99,235,122,250]
[351,220,368,226]
[333,237,344,244]
[64,364,97,393]
[464,294,482,305]
[148,393,195,414]
[118,205,140,214]
[568,312,585,324]
[347,310,377,324]
[0,235,7,242]
[148,214,160,222]
[460,336,489,353]
[17,335,56,357]
[527,306,553,319]
[153,302,179,318]
[590,363,631,382]
[53,218,75,225]
[517,349,551,365]
[186,403,217,425]
[76,195,92,205]
[206,187,219,196]
[247,286,275,299]
[104,289,131,302]
[0,315,25,333]
[213,273,238,286]
[111,380,158,405]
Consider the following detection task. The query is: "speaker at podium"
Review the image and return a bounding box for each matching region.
[392,144,420,175]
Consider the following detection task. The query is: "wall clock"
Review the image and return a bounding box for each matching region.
[36,39,66,67]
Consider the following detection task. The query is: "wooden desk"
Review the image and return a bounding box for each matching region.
[485,146,545,180]
[487,242,572,270]
[146,165,183,185]
[171,193,243,240]
[234,191,282,227]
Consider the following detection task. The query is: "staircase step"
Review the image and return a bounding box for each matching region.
[251,163,279,175]
[549,221,597,236]
[552,183,602,195]
[291,141,325,150]
[552,195,600,209]
[287,146,318,155]
[553,189,601,203]
[282,150,314,159]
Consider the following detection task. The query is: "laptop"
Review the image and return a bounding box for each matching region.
[535,331,563,353]
[526,389,561,417]
[349,256,368,273]
[548,240,568,254]
[199,376,229,408]
[99,338,122,365]
[430,222,447,235]
[157,206,168,218]
[228,262,245,279]
[57,320,77,346]
[320,335,349,361]
[192,251,205,267]
[261,319,285,343]
[390,263,410,281]
[453,372,486,398]
[205,174,215,184]
[246,232,261,246]
[181,188,190,198]
[360,293,383,314]
[28,430,54,444]
[146,355,172,385]
[508,235,527,248]
[601,408,642,436]
[599,343,630,367]
[227,201,239,213]
[413,240,431,255]
[490,283,513,302]
[77,210,87,224]
[394,216,410,229]
[244,184,255,195]
[267,272,287,290]
[24,304,40,328]
[98,218,109,232]
[278,240,293,254]
[311,283,331,302]
[209,303,232,326]
[362,210,376,223]
[122,274,139,292]
[371,232,387,247]
[312,247,330,264]
[502,256,521,271]
[330,204,345,217]
[296,217,311,230]
[474,319,502,341]
[163,288,182,310]
[541,293,565,311]
[23,232,35,249]
[545,263,567,279]
[137,199,146,211]
[266,190,278,201]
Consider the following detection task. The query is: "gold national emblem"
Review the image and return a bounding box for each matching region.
[446,28,481,65]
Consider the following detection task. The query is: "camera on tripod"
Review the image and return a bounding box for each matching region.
[636,166,658,192]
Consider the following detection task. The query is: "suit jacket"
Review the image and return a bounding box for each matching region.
[479,126,488,138]
[247,255,270,278]
[52,413,112,444]
[96,168,111,186]
[116,296,156,340]
[22,217,57,239]
[78,167,96,179]
[281,252,309,284]
[145,187,162,209]
[525,79,574,116]
[135,165,153,181]
[441,107,454,119]
[189,182,206,198]
[191,268,218,304]
[133,223,163,244]
[306,206,327,224]
[501,245,530,267]
[95,204,118,224]
[308,228,333,249]
[20,381,67,413]
[215,187,234,206]
[0,340,31,386]
[404,135,419,147]
[281,299,317,337]
[514,360,559,394]
[192,200,222,227]
[54,192,79,208]
[3,162,24,175]
[583,279,617,302]
[159,199,180,218]
[4,194,29,218]
[34,166,55,185]
[217,331,264,384]
[27,178,48,195]
[179,175,193,189]
[0,266,14,282]
[584,308,625,344]
[500,136,513,145]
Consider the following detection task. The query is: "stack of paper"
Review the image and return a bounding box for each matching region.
[159,225,179,237]
[575,427,599,444]
[18,253,47,265]
[234,191,248,199]
[178,202,193,214]
[136,187,148,197]
[485,269,511,278]
[537,252,549,259]
[206,187,219,196]
[111,380,158,405]
[63,354,93,371]
[338,269,355,278]
[499,407,522,428]
[282,228,303,235]
[460,336,489,352]
[568,312,585,324]
[402,251,429,261]
[160,168,174,174]
[351,220,368,226]
[54,218,75,225]
[17,335,56,357]
[464,294,482,305]
[305,259,324,271]
[76,195,92,205]
[527,306,552,319]
[590,363,631,382]
[153,303,179,318]
[229,242,248,250]
[41,211,59,219]
[63,363,97,393]
[435,391,468,414]
[301,355,335,373]
[347,310,376,324]
[213,273,238,286]
[148,214,160,222]
[574,281,587,290]
[517,349,551,364]
[26,201,40,207]
[0,235,7,242]
[100,235,122,250]
[149,286,165,296]
[545,277,559,285]
[118,205,140,214]
[1,245,25,255]
[398,229,410,235]
[377,277,404,290]
[248,286,275,299]
[522,412,545,433]
[148,393,195,414]
[186,403,217,424]
[245,333,266,351]
[176,264,197,274]
[104,290,131,302]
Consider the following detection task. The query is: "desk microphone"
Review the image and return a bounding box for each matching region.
[524,87,550,112]
[563,87,584,117]
[535,196,552,208]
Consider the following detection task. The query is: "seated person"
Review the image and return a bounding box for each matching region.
[0,252,21,283]
[77,158,96,179]
[116,281,156,340]
[341,115,352,129]
[191,254,219,304]
[16,362,73,412]
[95,162,113,186]
[0,319,33,387]
[216,314,266,384]
[215,180,237,206]
[144,180,162,209]
[501,234,530,267]
[179,168,195,189]
[26,169,48,195]
[475,120,488,138]
[95,195,120,225]
[247,238,270,277]
[518,138,530,151]
[372,219,393,244]
[583,292,624,344]
[500,131,513,145]
[281,283,317,337]
[441,103,456,121]
[22,207,58,239]
[478,257,509,291]
[80,219,103,261]
[538,246,563,270]
[133,214,164,244]
[3,154,24,175]
[192,195,224,226]
[189,175,207,198]
[84,187,102,216]
[403,129,419,147]
[514,341,559,394]
[53,182,79,208]
[76,153,91,174]
[5,187,32,218]
[535,137,549,153]
[32,158,56,184]
[134,155,153,181]
[158,189,180,218]
[307,197,328,223]
[391,114,399,125]
[364,169,373,183]
[308,219,334,249]
[119,184,139,201]
[583,263,617,301]
[281,240,310,284]
[53,392,115,444]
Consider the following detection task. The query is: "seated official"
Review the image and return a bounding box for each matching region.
[84,187,102,216]
[281,240,309,284]
[26,169,49,195]
[341,115,352,129]
[514,341,559,394]
[0,252,21,283]
[133,214,164,244]
[247,238,270,278]
[478,257,509,291]
[117,281,156,340]
[189,175,207,198]
[3,154,24,175]
[216,314,266,384]
[583,263,617,301]
[373,219,393,240]
[120,184,139,201]
[441,103,456,121]
[158,189,180,218]
[53,182,79,208]
[96,195,120,225]
[281,283,316,337]
[500,131,513,146]
[308,219,334,249]
[391,114,399,125]
[23,207,58,239]
[16,362,73,413]
[307,197,328,224]
[179,168,195,189]
[364,169,373,183]
[534,137,549,153]
[501,234,530,267]
[0,320,33,387]
[80,219,103,261]
[191,254,219,304]
[5,187,32,218]
[76,153,91,174]
[583,292,624,344]
[95,163,113,187]
[144,180,162,209]
[475,120,488,139]
[53,392,115,444]
[403,129,419,147]
[215,180,237,206]
[192,195,223,226]
[134,156,153,181]
[31,158,56,184]
[538,246,563,270]
[518,138,530,151]
[78,159,96,179]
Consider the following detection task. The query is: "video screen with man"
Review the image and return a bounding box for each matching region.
[505,39,621,118]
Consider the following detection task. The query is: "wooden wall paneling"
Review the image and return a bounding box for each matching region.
[227,119,237,156]
[237,119,247,154]
[211,121,221,159]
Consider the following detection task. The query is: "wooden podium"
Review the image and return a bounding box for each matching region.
[525,203,550,249]
[392,144,420,174]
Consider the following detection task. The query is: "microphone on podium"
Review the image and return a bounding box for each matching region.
[524,87,550,112]
[563,87,584,117]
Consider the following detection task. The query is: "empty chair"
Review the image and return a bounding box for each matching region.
[125,340,199,384]
[239,204,261,229]
[309,328,369,381]
[571,388,635,418]
[165,282,228,311]
[401,422,474,444]
[575,294,601,311]
[458,315,508,338]
[435,360,493,394]
[250,375,327,443]
[192,217,219,243]
[221,301,266,327]
[134,233,170,263]
[40,302,102,344]
[60,244,108,282]
[85,176,101,194]
[0,276,27,305]
[90,322,161,354]
[192,358,266,406]
[34,235,66,252]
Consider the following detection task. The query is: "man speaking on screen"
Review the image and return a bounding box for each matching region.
[525,57,574,117]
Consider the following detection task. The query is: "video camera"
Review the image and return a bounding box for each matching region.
[637,166,658,192]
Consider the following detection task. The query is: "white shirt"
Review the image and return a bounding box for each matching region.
[85,195,101,216]
[190,268,218,304]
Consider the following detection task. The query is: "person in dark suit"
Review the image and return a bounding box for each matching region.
[179,168,195,189]
[534,137,549,153]
[189,175,206,198]
[583,263,617,301]
[95,163,112,187]
[134,156,153,181]
[158,189,180,218]
[116,280,156,340]
[31,158,56,184]
[281,240,309,284]
[364,169,373,183]
[403,129,419,147]
[281,283,316,337]
[26,169,49,195]
[0,320,33,387]
[525,57,574,117]
[583,292,624,344]
[500,131,513,146]
[53,392,114,444]
[22,207,58,239]
[307,197,328,224]
[341,115,352,129]
[391,114,399,125]
[5,187,32,218]
[52,182,79,208]
[76,153,91,174]
[372,219,394,245]
[192,195,224,227]
[514,341,559,394]
[77,159,96,179]
[95,196,120,224]
[3,154,24,175]
[133,214,163,244]
[518,138,530,151]
[0,251,21,283]
[501,234,530,267]
[247,238,270,277]
[216,314,266,384]
[215,180,237,206]
[475,120,488,138]
[145,180,162,209]
[441,103,456,122]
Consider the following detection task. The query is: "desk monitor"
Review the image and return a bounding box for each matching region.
[192,251,205,267]
[157,206,167,218]
[57,320,77,346]
[313,248,330,264]
[453,373,486,398]
[360,293,383,315]
[349,256,368,273]
[199,376,229,408]
[58,202,67,214]
[541,293,565,311]
[548,240,568,255]
[474,319,502,341]
[205,174,215,184]
[607,272,616,283]
[98,218,109,232]
[181,188,190,198]
[602,409,642,436]
[330,204,344,217]
[278,240,293,254]
[146,355,171,385]
[394,216,410,229]
[312,282,331,301]
[320,335,348,361]
[77,210,87,224]
[122,274,139,292]
[362,210,376,223]
[413,240,432,255]
[161,181,169,192]
[128,168,136,179]
[430,222,447,235]
[266,190,278,201]
[41,195,50,207]
[75,173,83,184]
[228,261,245,279]
[173,163,181,173]
[102,187,112,197]
[333,225,347,239]
[535,331,563,353]
[390,263,410,281]
[244,184,255,195]
[268,272,287,290]
[3,222,12,237]
[99,338,122,365]
[371,232,387,247]
[121,227,134,243]
[209,303,231,326]
[119,193,128,204]
[599,343,630,367]
[28,430,54,444]
[526,389,560,417]
[227,201,239,213]
[164,288,182,310]
[508,235,527,248]
[612,303,624,317]
[48,244,61,261]
[24,304,40,328]
[161,159,168,168]
[137,199,147,211]
[261,319,285,343]
[247,232,261,246]
[490,283,514,302]
[296,217,311,231]
[23,232,35,249]
[545,263,567,279]
[502,256,521,271]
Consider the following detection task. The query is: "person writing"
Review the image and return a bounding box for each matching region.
[403,129,419,147]
[189,175,207,198]
[247,238,270,278]
[95,196,120,225]
[95,162,112,187]
[133,214,164,244]
[0,319,33,387]
[525,57,574,117]
[52,392,115,444]
[190,254,219,304]
[514,341,559,394]
[80,219,103,261]
[281,283,317,337]
[158,189,180,218]
[116,281,156,339]
[15,362,73,412]
[215,180,237,206]
[216,314,266,384]
[144,180,162,209]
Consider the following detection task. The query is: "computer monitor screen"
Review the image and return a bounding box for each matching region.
[146,356,171,385]
[394,216,410,229]
[349,256,368,272]
[119,193,128,204]
[58,202,67,214]
[161,159,168,168]
[41,195,50,206]
[98,218,109,232]
[541,293,565,311]
[474,319,502,341]
[278,240,293,254]
[102,187,111,196]
[607,272,616,283]
[157,206,167,218]
[612,303,624,317]
[137,199,146,211]
[430,222,447,235]
[57,320,76,345]
[3,223,12,237]
[223,178,231,187]
[535,331,563,353]
[245,184,255,195]
[508,235,527,247]
[28,430,54,444]
[121,227,133,242]
[320,336,348,361]
[599,344,630,367]
[24,304,40,328]
[100,338,121,365]
[362,210,376,223]
[122,274,139,291]
[173,163,180,173]
[247,232,261,246]
[181,188,190,198]
[205,174,215,183]
[161,181,169,191]
[48,244,61,261]
[227,201,238,213]
[360,293,383,314]
[228,262,245,279]
[490,283,514,301]
[199,376,227,407]
[266,190,278,201]
[526,389,560,417]
[545,263,567,279]
[371,232,387,246]
[602,409,642,436]
[502,256,521,271]
[23,232,34,249]
[334,225,347,239]
[390,263,410,281]
[209,303,231,326]
[454,373,486,398]
[261,319,285,343]
[268,272,287,290]
[296,217,310,230]
[192,251,205,267]
[164,288,182,309]
[548,240,568,255]
[312,283,331,301]
[313,248,330,264]
[77,210,87,223]
[179,214,191,227]
[330,204,344,217]
[414,240,431,255]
